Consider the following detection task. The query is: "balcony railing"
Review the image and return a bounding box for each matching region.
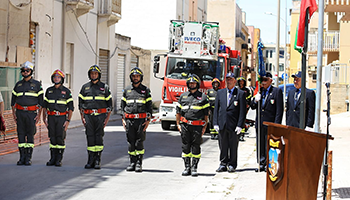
[236,31,246,42]
[325,0,350,21]
[99,0,122,26]
[308,31,339,53]
[66,0,94,17]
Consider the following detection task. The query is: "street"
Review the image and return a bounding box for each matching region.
[0,111,263,200]
[1,110,349,200]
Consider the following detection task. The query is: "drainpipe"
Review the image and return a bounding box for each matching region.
[61,0,66,71]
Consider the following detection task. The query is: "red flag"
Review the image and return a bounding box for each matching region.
[295,0,318,52]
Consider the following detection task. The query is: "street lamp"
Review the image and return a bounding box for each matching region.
[264,3,288,102]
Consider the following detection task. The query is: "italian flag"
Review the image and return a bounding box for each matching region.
[294,0,318,53]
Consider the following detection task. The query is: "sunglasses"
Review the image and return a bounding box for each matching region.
[21,69,30,73]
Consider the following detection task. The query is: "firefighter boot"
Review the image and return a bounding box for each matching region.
[191,158,200,177]
[135,155,143,173]
[126,155,137,171]
[46,148,56,166]
[181,157,191,176]
[25,147,33,166]
[94,151,102,170]
[17,147,26,165]
[84,151,95,169]
[55,149,64,167]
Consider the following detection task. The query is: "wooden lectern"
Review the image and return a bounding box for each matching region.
[263,122,332,200]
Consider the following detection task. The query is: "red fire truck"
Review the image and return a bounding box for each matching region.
[153,20,241,130]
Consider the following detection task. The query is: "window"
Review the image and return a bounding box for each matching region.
[312,73,317,80]
[279,50,284,58]
[265,63,269,71]
[248,38,251,43]
[269,63,272,71]
[279,63,284,71]
[270,50,273,58]
[265,50,269,58]
[166,57,225,81]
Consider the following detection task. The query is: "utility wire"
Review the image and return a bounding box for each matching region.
[71,10,148,59]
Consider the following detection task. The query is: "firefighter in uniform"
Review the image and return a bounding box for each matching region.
[236,77,252,141]
[79,65,112,169]
[11,61,44,165]
[176,74,209,177]
[207,78,220,140]
[121,67,152,173]
[42,69,74,167]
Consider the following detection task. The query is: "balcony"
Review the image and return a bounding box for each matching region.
[308,31,340,53]
[98,0,122,26]
[66,0,94,17]
[236,31,246,43]
[325,0,350,21]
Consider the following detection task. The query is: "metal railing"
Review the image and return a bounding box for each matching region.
[323,63,349,84]
[309,31,340,52]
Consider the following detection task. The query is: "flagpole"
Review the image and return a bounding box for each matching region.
[299,8,309,129]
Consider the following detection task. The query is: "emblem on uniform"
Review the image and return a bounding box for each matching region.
[127,90,131,93]
[61,91,66,94]
[234,101,238,106]
[100,87,105,91]
[141,90,145,93]
[210,91,213,93]
[197,97,202,100]
[49,90,53,93]
[268,135,285,187]
[85,87,90,90]
[270,99,275,104]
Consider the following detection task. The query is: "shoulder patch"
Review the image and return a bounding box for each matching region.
[85,87,90,90]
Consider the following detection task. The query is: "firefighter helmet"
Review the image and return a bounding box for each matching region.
[237,77,246,88]
[51,69,65,85]
[129,67,143,84]
[186,74,201,90]
[212,78,220,90]
[88,65,101,81]
[20,61,34,77]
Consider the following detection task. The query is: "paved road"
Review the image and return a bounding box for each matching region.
[0,119,242,200]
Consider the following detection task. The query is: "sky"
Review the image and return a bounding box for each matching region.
[237,0,293,45]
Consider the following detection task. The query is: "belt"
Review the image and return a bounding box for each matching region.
[47,111,67,116]
[15,104,39,111]
[180,117,206,126]
[83,108,109,114]
[124,113,147,119]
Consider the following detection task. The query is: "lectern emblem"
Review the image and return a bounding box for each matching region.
[268,135,285,186]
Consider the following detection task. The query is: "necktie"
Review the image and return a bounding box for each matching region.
[228,89,233,107]
[262,90,267,106]
[294,89,300,106]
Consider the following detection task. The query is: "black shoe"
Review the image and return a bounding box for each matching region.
[228,165,236,173]
[216,165,227,172]
[211,134,215,140]
[214,135,219,140]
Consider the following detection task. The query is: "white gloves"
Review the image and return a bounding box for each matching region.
[214,125,220,133]
[305,126,313,131]
[254,93,261,102]
[235,127,242,134]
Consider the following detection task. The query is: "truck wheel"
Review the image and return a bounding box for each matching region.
[161,121,171,130]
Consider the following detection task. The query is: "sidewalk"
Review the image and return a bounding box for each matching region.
[201,111,350,199]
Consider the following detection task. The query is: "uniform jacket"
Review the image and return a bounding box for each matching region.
[11,77,44,107]
[207,88,218,108]
[251,86,284,126]
[176,90,209,120]
[213,88,246,132]
[238,86,252,107]
[78,81,112,110]
[121,84,152,115]
[286,88,315,128]
[43,85,74,113]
